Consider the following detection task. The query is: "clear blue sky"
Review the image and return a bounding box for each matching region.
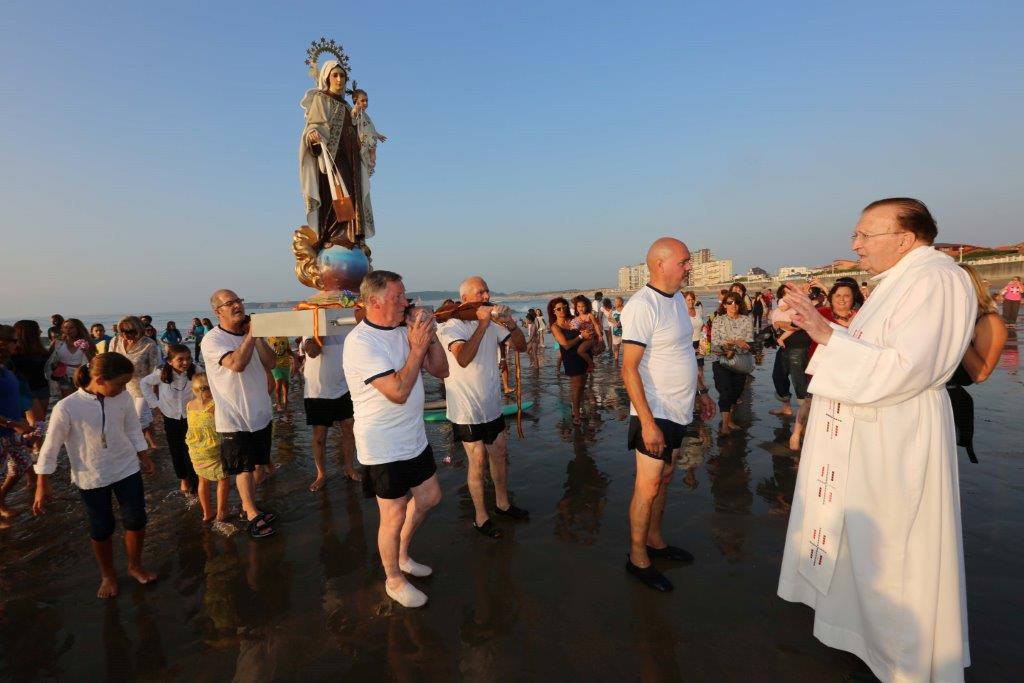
[2,0,1022,317]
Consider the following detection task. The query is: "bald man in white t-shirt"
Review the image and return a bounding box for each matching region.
[620,239,716,593]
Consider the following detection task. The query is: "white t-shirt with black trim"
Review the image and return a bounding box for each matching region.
[342,321,427,465]
[437,318,510,425]
[200,326,273,433]
[620,284,698,426]
[301,334,349,400]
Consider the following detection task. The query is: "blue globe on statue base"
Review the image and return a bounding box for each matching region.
[316,243,370,293]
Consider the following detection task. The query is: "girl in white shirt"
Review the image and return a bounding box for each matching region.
[33,353,157,599]
[140,344,197,499]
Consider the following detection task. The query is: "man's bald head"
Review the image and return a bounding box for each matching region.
[459,276,490,303]
[645,237,692,292]
[210,289,237,310]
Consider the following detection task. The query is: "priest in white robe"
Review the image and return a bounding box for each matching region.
[777,198,975,682]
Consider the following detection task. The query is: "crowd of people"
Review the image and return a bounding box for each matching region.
[0,197,1018,680]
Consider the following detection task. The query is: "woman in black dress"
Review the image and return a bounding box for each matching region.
[548,297,592,424]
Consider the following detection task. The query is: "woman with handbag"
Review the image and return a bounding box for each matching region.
[108,316,161,447]
[711,292,754,436]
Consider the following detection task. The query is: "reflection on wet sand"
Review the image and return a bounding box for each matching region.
[0,341,1020,679]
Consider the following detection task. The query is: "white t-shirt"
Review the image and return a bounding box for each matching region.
[301,334,349,399]
[437,319,511,424]
[200,326,273,433]
[342,321,428,465]
[621,284,698,426]
[591,303,605,329]
[602,307,615,330]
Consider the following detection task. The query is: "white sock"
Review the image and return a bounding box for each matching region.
[386,581,428,608]
[399,558,432,577]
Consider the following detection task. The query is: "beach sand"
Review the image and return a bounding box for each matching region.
[0,338,1020,680]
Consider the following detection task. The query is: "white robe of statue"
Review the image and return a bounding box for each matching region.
[778,246,975,682]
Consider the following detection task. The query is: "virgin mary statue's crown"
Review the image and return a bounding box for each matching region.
[305,37,351,81]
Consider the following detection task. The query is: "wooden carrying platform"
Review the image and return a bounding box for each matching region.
[249,308,358,338]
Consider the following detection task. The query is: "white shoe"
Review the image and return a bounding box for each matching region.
[386,581,428,608]
[399,558,432,577]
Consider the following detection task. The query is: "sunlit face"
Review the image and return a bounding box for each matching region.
[658,244,692,290]
[574,300,587,316]
[355,93,368,109]
[61,321,78,340]
[328,67,346,94]
[553,302,569,319]
[369,280,409,326]
[830,286,855,315]
[90,325,105,339]
[213,290,247,326]
[96,374,133,397]
[684,293,696,307]
[462,279,491,304]
[169,351,192,373]
[851,206,912,275]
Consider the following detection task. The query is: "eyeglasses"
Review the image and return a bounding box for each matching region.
[725,301,739,305]
[121,329,138,337]
[215,298,244,310]
[850,231,905,242]
[553,305,567,311]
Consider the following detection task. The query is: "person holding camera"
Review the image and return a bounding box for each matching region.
[711,292,754,435]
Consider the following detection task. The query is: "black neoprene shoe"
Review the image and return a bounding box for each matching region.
[626,557,674,592]
[495,504,530,521]
[646,545,694,564]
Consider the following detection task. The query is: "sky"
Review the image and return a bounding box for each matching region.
[2,0,1022,317]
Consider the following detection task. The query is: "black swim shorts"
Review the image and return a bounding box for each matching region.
[304,393,354,427]
[627,416,687,463]
[219,422,273,475]
[452,415,506,445]
[362,445,437,500]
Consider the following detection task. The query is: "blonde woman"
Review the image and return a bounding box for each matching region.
[109,316,161,445]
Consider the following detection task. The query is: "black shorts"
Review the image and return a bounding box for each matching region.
[304,393,354,426]
[362,445,437,500]
[78,471,147,541]
[627,416,687,463]
[219,423,273,475]
[452,415,506,444]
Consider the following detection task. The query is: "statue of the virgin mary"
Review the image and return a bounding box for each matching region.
[298,49,374,251]
[293,40,373,295]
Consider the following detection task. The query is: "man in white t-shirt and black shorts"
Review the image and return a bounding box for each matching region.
[342,270,448,608]
[438,276,529,540]
[620,238,716,592]
[301,331,359,491]
[202,289,278,539]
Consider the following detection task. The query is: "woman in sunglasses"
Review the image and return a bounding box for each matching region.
[547,297,592,425]
[109,316,161,447]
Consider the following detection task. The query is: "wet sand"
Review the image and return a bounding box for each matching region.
[1,335,1021,681]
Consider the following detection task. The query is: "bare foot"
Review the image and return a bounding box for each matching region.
[308,476,326,492]
[0,518,11,530]
[769,407,793,417]
[0,506,19,519]
[344,469,362,482]
[202,515,214,524]
[97,576,119,598]
[788,433,802,451]
[127,566,157,585]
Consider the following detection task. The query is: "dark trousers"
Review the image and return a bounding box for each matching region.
[79,471,147,541]
[1003,299,1020,326]
[784,346,811,400]
[753,313,763,330]
[712,361,747,412]
[164,414,198,491]
[771,348,791,402]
